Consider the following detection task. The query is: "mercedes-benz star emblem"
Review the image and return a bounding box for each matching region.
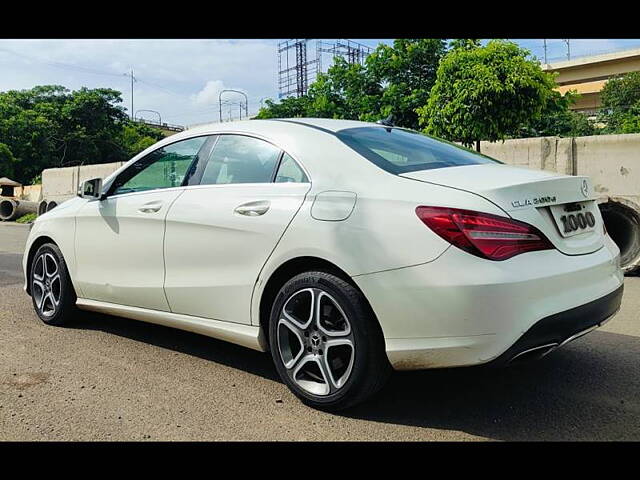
[581,179,589,198]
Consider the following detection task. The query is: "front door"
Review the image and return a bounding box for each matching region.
[74,135,210,310]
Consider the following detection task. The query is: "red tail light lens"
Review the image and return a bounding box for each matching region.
[416,206,554,261]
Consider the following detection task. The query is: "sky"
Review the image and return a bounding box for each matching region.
[1,38,640,128]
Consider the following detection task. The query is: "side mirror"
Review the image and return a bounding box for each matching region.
[78,178,103,200]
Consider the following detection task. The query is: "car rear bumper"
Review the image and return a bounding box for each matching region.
[352,235,624,370]
[487,283,623,366]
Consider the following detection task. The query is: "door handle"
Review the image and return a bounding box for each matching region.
[234,200,270,217]
[138,201,163,213]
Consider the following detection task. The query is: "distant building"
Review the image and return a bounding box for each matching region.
[542,48,640,114]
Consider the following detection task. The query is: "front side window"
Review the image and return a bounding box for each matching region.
[111,136,208,195]
[275,153,308,183]
[336,127,501,174]
[200,135,281,185]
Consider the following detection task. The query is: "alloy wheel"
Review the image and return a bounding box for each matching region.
[277,288,355,396]
[32,252,62,317]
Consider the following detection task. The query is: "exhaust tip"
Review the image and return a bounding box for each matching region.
[509,343,558,365]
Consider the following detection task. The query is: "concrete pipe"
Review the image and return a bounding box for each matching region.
[46,201,58,212]
[598,198,640,275]
[38,200,48,216]
[0,199,13,221]
[0,199,39,221]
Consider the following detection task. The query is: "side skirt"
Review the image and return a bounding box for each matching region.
[76,298,268,352]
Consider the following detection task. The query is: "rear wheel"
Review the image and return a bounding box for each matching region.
[30,243,78,326]
[269,271,390,411]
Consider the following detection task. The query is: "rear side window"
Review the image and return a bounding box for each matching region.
[275,153,308,183]
[335,127,501,174]
[200,135,281,185]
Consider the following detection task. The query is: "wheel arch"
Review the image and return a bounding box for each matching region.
[257,255,382,347]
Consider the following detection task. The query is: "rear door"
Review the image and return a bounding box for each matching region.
[163,135,311,324]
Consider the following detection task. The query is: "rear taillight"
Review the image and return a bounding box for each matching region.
[416,206,554,261]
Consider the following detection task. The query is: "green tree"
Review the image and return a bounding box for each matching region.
[519,90,596,138]
[255,95,312,119]
[0,142,17,179]
[419,40,557,150]
[367,39,446,129]
[0,85,164,184]
[448,39,481,51]
[598,72,640,134]
[305,57,383,121]
[257,39,446,130]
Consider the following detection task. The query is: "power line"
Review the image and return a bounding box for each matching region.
[0,46,124,78]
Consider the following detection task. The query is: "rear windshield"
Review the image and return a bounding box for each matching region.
[335,127,501,174]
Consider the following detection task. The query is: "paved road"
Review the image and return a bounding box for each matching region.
[1,222,639,441]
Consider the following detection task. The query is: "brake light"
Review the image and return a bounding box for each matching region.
[415,206,554,261]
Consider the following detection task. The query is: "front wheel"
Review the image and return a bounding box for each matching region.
[269,271,390,411]
[30,243,78,326]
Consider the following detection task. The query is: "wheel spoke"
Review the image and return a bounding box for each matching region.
[316,291,351,337]
[44,254,58,279]
[49,290,59,307]
[277,318,305,369]
[282,288,315,330]
[293,355,331,396]
[32,278,45,293]
[318,354,338,394]
[33,256,44,281]
[35,288,46,310]
[324,338,355,389]
[41,292,54,314]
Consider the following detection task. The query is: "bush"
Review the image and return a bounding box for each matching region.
[16,212,37,224]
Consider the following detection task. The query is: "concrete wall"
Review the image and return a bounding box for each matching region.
[14,184,42,202]
[479,133,640,208]
[42,162,124,204]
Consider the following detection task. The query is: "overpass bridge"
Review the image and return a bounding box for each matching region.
[542,48,640,113]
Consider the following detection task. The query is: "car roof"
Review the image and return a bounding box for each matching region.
[185,117,390,135]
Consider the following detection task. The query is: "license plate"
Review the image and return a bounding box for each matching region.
[549,201,598,238]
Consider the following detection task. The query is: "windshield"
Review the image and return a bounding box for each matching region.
[335,127,501,174]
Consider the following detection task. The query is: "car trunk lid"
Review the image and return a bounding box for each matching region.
[400,164,604,256]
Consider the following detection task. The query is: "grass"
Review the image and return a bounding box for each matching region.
[16,212,37,224]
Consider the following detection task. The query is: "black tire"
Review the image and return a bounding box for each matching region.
[269,271,390,411]
[30,243,78,326]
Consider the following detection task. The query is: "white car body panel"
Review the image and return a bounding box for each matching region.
[22,118,624,371]
[164,182,310,324]
[76,297,266,351]
[354,234,622,369]
[74,188,184,311]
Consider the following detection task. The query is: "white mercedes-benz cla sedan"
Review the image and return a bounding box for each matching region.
[23,118,624,410]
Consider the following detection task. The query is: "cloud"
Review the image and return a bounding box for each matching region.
[192,80,247,106]
[0,39,279,125]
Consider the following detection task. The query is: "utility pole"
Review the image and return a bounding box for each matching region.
[219,89,248,123]
[543,39,548,64]
[563,39,571,61]
[124,69,137,119]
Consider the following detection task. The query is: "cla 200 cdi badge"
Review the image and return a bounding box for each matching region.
[23,118,624,410]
